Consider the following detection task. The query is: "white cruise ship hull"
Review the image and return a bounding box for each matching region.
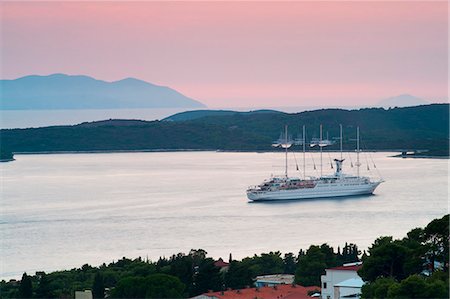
[247,182,381,201]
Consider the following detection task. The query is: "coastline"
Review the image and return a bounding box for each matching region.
[8,149,448,159]
[0,158,15,163]
[390,154,449,159]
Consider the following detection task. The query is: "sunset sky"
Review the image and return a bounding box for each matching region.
[1,1,448,108]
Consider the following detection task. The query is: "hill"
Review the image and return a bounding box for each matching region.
[163,109,281,121]
[1,104,448,156]
[0,74,205,109]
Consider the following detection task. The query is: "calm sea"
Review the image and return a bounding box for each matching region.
[1,152,448,279]
[0,108,189,129]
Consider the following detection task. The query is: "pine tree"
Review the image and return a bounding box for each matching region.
[18,273,32,298]
[92,272,105,299]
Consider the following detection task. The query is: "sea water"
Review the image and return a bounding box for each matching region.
[1,152,447,279]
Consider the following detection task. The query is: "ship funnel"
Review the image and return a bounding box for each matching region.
[334,159,345,176]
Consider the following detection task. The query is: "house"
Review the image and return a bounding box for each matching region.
[75,290,93,299]
[214,258,230,273]
[320,262,363,299]
[254,274,295,287]
[191,284,320,299]
[334,277,364,298]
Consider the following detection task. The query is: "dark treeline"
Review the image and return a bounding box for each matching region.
[1,215,448,299]
[1,104,448,156]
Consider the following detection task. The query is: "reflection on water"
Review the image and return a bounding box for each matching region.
[1,152,447,279]
[249,193,377,204]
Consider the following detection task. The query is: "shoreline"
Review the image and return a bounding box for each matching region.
[0,158,15,163]
[8,149,448,159]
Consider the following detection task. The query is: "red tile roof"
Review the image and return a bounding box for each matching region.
[327,265,362,271]
[198,284,320,299]
[214,258,229,268]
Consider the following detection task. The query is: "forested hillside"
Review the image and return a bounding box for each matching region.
[1,104,448,155]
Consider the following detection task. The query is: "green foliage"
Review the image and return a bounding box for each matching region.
[225,251,284,289]
[225,261,253,289]
[361,277,397,299]
[111,274,185,298]
[295,245,327,286]
[0,150,14,161]
[359,237,414,282]
[337,243,360,265]
[294,243,359,287]
[18,273,32,298]
[283,253,296,274]
[193,258,222,294]
[362,274,449,299]
[424,214,449,272]
[361,214,449,299]
[92,272,104,299]
[360,214,450,283]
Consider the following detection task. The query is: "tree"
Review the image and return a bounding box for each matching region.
[295,245,327,286]
[255,252,284,275]
[225,261,253,289]
[18,273,32,298]
[168,253,193,289]
[35,272,53,299]
[189,249,207,267]
[361,277,397,299]
[337,243,360,264]
[111,274,185,298]
[359,237,410,282]
[401,227,426,275]
[283,253,296,274]
[423,214,449,272]
[362,274,449,299]
[92,272,105,299]
[320,244,338,267]
[192,258,222,295]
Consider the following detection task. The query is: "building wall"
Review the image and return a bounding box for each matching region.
[320,270,360,299]
[335,286,362,298]
[75,290,93,299]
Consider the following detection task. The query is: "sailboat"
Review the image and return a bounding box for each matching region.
[246,125,384,201]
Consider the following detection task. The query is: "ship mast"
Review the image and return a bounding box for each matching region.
[356,126,360,177]
[303,125,306,179]
[285,125,288,178]
[320,124,323,177]
[340,124,343,160]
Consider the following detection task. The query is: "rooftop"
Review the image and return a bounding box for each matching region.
[214,258,229,268]
[255,274,295,284]
[326,264,362,271]
[194,284,320,299]
[334,277,364,288]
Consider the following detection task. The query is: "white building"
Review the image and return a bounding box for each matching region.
[334,277,364,298]
[75,290,93,299]
[320,262,363,299]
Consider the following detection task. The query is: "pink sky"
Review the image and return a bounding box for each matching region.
[1,1,448,108]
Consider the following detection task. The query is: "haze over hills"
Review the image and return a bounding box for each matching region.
[0,74,205,109]
[377,94,429,108]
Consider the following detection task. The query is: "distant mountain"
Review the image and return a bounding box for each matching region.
[377,94,428,108]
[0,74,205,109]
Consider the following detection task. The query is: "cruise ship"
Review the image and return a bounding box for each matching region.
[246,125,384,201]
